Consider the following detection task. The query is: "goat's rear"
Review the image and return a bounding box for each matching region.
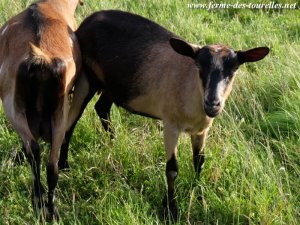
[0,0,82,221]
[16,44,67,142]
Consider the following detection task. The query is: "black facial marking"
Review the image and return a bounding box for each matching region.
[196,47,239,90]
[195,47,212,88]
[223,53,240,79]
[206,69,222,101]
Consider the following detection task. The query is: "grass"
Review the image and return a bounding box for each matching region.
[0,0,300,224]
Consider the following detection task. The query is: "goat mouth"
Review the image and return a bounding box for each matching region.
[204,106,221,118]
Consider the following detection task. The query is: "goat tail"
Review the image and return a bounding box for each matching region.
[25,42,67,82]
[16,42,67,113]
[28,42,52,67]
[16,42,67,98]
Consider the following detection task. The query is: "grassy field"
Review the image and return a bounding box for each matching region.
[0,0,300,224]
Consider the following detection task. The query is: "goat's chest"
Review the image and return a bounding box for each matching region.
[182,115,213,134]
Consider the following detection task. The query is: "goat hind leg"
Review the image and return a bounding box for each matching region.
[95,91,113,136]
[25,141,45,210]
[45,101,69,221]
[4,107,45,213]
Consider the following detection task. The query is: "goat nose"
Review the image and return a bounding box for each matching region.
[205,99,221,107]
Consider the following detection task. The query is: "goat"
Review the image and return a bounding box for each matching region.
[0,0,83,220]
[59,10,269,219]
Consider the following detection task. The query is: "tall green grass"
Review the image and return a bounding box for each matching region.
[0,0,299,224]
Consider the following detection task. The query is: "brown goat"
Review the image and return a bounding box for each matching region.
[60,10,269,219]
[0,0,83,220]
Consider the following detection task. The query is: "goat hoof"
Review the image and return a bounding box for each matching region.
[162,196,179,221]
[44,204,59,222]
[32,188,46,210]
[58,160,70,171]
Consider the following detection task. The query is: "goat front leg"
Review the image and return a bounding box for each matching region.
[162,121,180,220]
[58,130,72,170]
[191,129,208,177]
[58,73,96,170]
[58,94,95,170]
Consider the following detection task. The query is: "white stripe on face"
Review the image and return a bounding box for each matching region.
[0,63,3,74]
[204,57,225,105]
[204,78,225,106]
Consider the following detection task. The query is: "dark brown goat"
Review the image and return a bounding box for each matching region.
[0,0,83,220]
[60,10,269,219]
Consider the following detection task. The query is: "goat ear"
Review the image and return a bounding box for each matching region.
[237,47,270,64]
[169,38,198,58]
